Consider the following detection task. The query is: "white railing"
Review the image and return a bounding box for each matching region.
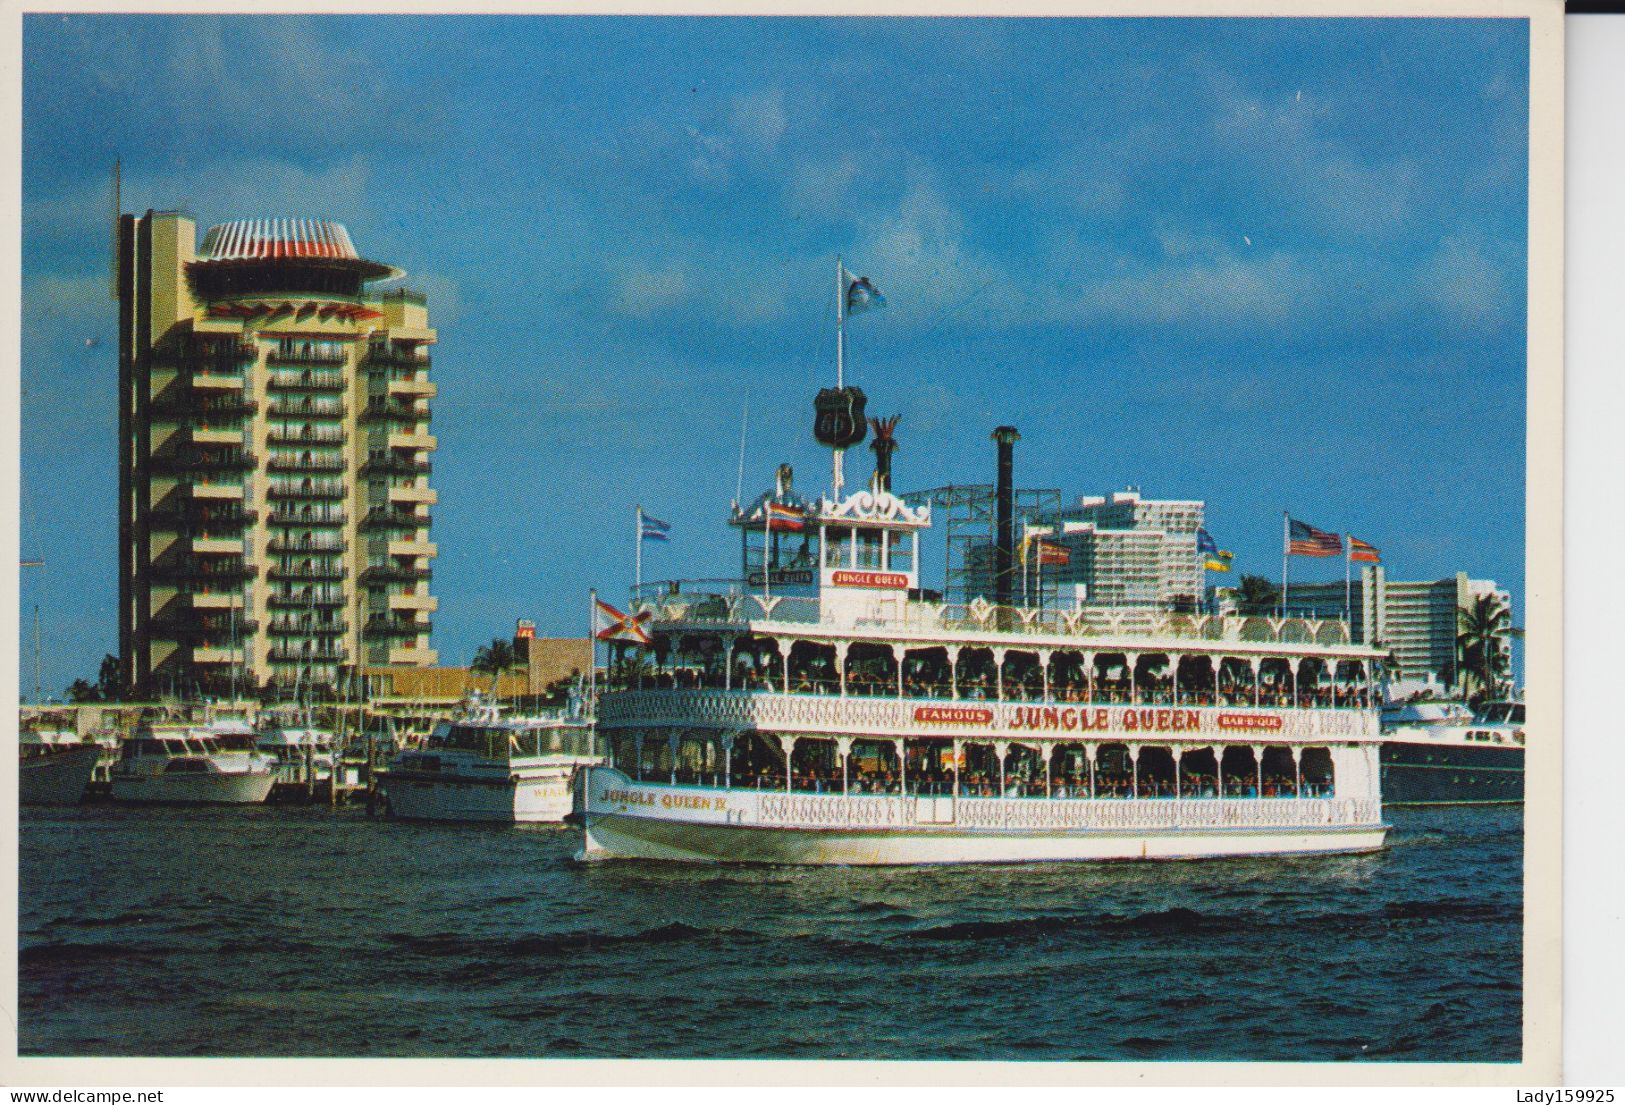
[746,790,1378,831]
[597,689,1380,740]
[631,584,1355,647]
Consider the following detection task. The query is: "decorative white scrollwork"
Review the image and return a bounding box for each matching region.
[817,489,930,526]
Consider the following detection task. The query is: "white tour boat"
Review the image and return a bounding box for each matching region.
[110,720,278,804]
[583,438,1391,865]
[378,703,598,823]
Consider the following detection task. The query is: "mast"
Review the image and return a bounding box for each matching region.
[33,603,41,705]
[833,258,846,498]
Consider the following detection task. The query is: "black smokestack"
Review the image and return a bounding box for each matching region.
[992,426,1020,611]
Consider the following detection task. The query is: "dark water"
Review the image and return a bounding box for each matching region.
[18,804,1521,1061]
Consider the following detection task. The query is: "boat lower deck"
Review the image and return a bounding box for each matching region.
[580,768,1386,865]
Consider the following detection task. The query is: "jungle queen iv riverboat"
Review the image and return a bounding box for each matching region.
[582,431,1390,865]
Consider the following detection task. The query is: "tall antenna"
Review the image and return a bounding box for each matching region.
[734,399,749,507]
[109,158,121,300]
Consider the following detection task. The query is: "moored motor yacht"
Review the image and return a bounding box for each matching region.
[110,720,277,805]
[378,701,598,823]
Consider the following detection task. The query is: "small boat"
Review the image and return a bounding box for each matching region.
[378,701,598,824]
[20,728,100,805]
[255,712,339,788]
[1381,697,1524,806]
[110,720,278,805]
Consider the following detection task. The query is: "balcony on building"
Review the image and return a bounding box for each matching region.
[148,385,258,420]
[267,397,346,419]
[387,376,437,399]
[367,614,431,637]
[268,534,347,554]
[268,505,348,528]
[360,451,431,477]
[267,339,348,368]
[359,397,429,424]
[268,478,347,501]
[388,591,438,613]
[387,484,437,506]
[268,562,347,583]
[266,424,346,446]
[268,588,346,608]
[387,537,437,558]
[190,536,245,556]
[193,645,249,665]
[387,646,437,666]
[387,430,437,452]
[147,447,255,475]
[361,506,430,530]
[268,644,349,663]
[267,451,347,474]
[268,616,348,636]
[147,498,257,530]
[147,556,257,584]
[269,369,346,391]
[360,561,432,583]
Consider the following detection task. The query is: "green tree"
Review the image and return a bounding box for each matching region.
[96,654,121,701]
[1456,594,1520,703]
[471,638,520,698]
[1234,574,1281,615]
[65,678,100,703]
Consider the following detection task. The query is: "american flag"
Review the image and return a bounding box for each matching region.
[1288,517,1342,558]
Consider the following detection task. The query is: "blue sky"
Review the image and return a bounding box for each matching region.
[18,15,1528,695]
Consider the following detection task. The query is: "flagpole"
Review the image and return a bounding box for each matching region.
[634,504,642,596]
[1343,537,1352,625]
[1280,512,1290,618]
[836,256,845,390]
[833,257,846,499]
[588,588,597,721]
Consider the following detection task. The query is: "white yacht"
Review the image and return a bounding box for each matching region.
[110,720,278,805]
[20,727,101,806]
[1381,697,1524,805]
[255,712,339,788]
[378,703,598,823]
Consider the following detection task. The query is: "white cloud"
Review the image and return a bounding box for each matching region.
[1422,237,1510,322]
[614,265,690,318]
[23,274,109,324]
[851,178,1010,327]
[788,153,862,218]
[730,88,788,151]
[28,156,376,246]
[1083,252,1313,327]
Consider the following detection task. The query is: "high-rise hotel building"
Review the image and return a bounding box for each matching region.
[116,211,438,699]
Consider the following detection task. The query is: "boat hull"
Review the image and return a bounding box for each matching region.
[20,745,101,806]
[1380,740,1523,805]
[580,769,1386,866]
[381,767,577,824]
[109,770,276,805]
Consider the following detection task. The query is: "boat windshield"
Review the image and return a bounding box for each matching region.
[212,733,259,752]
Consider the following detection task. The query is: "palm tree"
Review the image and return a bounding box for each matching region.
[471,638,520,699]
[1456,595,1519,703]
[1234,574,1280,615]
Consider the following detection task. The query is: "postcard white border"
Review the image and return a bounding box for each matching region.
[0,0,1565,1088]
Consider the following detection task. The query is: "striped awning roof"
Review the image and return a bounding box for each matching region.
[194,218,402,280]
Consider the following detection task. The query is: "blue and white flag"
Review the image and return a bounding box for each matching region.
[845,273,885,315]
[640,512,671,542]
